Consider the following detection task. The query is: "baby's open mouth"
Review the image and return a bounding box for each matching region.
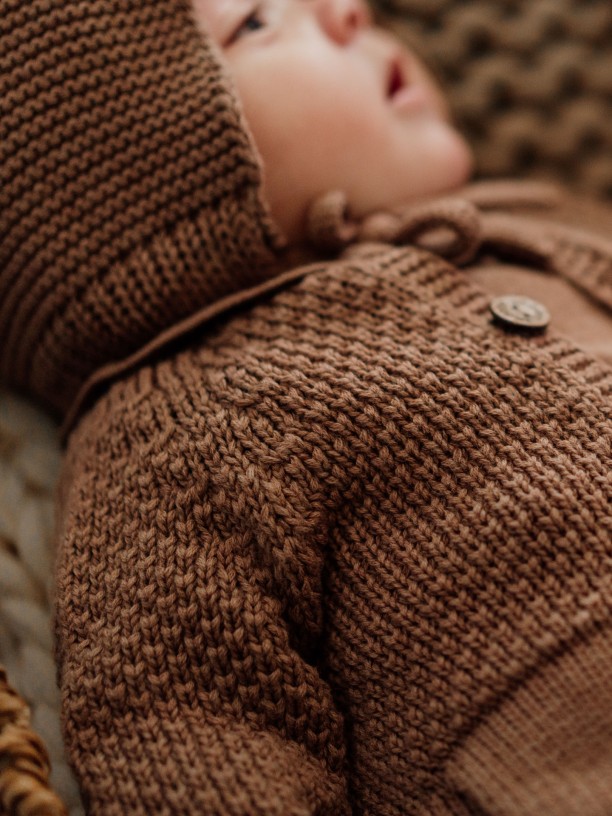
[385,53,432,114]
[387,57,406,98]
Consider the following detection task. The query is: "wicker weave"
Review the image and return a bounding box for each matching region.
[0,666,67,816]
[0,0,610,813]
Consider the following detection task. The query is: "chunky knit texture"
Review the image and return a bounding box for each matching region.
[53,187,612,815]
[0,0,286,420]
[372,0,612,199]
[2,0,610,422]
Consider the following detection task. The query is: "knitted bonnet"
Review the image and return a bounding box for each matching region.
[0,0,289,424]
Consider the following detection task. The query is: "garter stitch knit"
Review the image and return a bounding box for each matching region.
[2,2,612,816]
[0,0,287,420]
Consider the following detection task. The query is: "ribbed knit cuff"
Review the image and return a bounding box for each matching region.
[445,622,612,816]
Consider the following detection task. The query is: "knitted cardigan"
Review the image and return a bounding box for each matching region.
[53,183,612,816]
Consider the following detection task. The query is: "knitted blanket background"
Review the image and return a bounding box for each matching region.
[0,0,610,813]
[0,389,82,815]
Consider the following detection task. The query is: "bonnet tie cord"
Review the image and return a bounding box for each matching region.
[305,188,484,263]
[305,181,612,312]
[305,180,562,265]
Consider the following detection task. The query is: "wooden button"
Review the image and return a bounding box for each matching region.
[489,295,550,332]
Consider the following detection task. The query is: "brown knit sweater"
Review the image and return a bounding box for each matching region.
[51,184,612,815]
[1,3,611,814]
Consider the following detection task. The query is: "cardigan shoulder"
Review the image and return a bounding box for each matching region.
[57,245,612,814]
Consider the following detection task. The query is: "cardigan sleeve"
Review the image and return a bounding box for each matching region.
[52,405,352,816]
[444,623,612,815]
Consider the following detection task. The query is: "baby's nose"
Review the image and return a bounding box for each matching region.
[312,0,373,44]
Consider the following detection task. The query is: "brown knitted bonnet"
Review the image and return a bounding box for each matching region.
[0,0,288,422]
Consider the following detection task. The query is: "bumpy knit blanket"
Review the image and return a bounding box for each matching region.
[0,389,83,815]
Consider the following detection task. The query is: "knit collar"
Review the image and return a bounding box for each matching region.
[59,178,612,445]
[306,179,612,314]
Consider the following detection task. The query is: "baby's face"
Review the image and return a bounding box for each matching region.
[193,0,474,245]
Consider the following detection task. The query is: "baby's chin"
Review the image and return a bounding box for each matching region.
[395,127,475,209]
[435,129,476,195]
[352,130,476,222]
[271,129,476,248]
